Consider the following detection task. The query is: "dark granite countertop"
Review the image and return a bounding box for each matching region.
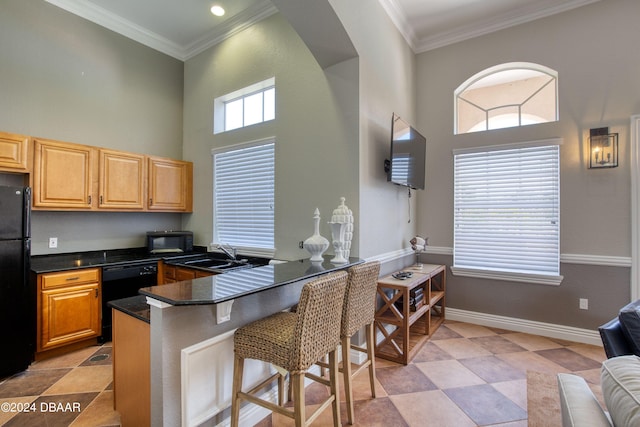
[139,256,363,306]
[30,247,207,273]
[108,295,150,323]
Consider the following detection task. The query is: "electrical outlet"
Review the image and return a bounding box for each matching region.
[49,237,58,249]
[579,298,588,310]
[299,241,304,249]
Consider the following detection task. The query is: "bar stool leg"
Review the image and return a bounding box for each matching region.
[366,322,377,398]
[329,349,342,427]
[342,336,355,424]
[292,372,305,427]
[230,355,244,427]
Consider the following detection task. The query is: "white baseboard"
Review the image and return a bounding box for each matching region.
[445,308,603,346]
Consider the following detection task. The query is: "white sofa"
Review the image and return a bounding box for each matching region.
[557,355,640,427]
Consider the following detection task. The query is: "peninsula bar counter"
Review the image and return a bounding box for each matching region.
[136,256,363,427]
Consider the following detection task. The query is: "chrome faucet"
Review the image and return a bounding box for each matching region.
[217,243,237,260]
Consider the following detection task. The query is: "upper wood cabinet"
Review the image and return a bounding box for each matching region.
[0,131,30,172]
[148,156,193,212]
[30,137,192,212]
[32,138,95,210]
[99,149,146,210]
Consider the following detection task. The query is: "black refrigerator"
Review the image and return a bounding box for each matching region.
[0,186,33,378]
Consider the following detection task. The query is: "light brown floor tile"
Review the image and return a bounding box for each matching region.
[500,333,564,351]
[497,352,570,376]
[565,343,607,362]
[0,396,37,425]
[29,346,102,370]
[411,341,455,362]
[69,390,121,427]
[43,366,113,396]
[469,335,527,354]
[444,322,497,338]
[433,338,493,360]
[337,365,387,401]
[492,379,527,410]
[414,359,485,390]
[390,390,476,427]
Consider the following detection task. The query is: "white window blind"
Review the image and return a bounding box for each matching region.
[213,140,275,250]
[453,142,560,278]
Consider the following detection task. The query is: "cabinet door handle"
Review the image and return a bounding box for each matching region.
[95,289,99,298]
[65,276,80,282]
[99,195,103,204]
[149,198,153,206]
[88,195,92,205]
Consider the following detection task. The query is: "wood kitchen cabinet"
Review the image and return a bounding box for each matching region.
[148,156,193,212]
[32,138,95,209]
[99,148,146,210]
[31,137,192,212]
[158,262,213,285]
[37,268,102,353]
[0,131,30,172]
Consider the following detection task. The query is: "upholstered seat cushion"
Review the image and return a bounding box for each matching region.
[618,300,640,356]
[601,355,640,427]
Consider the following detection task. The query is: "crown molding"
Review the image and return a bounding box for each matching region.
[378,0,600,54]
[183,1,278,60]
[44,0,278,61]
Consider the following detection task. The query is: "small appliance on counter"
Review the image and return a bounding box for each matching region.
[0,186,33,378]
[146,230,193,254]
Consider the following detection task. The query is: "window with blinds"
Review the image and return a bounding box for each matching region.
[213,139,275,252]
[452,140,562,285]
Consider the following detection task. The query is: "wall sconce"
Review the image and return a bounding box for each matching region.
[589,127,618,169]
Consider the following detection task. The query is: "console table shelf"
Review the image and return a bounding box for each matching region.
[375,264,446,364]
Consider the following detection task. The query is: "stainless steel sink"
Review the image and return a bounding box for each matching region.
[183,258,233,268]
[181,257,255,271]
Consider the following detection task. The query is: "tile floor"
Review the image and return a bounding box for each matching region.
[0,321,606,427]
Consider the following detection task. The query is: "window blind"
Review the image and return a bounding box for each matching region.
[453,143,559,276]
[214,140,275,249]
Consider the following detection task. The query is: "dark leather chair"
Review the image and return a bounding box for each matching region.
[598,300,640,358]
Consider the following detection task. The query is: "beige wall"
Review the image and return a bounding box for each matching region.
[0,0,185,254]
[182,14,360,260]
[416,0,639,327]
[330,0,418,259]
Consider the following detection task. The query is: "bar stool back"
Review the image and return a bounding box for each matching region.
[230,270,348,427]
[341,260,381,424]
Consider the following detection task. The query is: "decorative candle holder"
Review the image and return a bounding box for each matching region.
[303,208,330,262]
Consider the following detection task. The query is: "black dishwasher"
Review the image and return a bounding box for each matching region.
[100,261,157,342]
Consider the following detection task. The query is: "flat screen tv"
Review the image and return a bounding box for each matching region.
[387,113,426,190]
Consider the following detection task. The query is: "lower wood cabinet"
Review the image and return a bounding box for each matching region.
[158,262,213,285]
[113,309,150,427]
[37,268,101,353]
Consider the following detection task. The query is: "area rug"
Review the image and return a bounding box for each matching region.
[526,371,562,427]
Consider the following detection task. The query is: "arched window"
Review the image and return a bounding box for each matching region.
[455,62,558,135]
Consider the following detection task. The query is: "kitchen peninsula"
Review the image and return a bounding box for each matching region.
[132,255,363,427]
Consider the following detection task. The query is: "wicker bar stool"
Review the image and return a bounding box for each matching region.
[313,261,380,423]
[341,261,380,424]
[230,271,348,427]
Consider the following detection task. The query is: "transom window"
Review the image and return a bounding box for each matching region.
[455,63,558,134]
[214,78,275,134]
[451,139,562,286]
[212,139,275,255]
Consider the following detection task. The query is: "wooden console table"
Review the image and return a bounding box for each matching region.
[375,264,446,364]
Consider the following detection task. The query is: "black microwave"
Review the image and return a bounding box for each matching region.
[147,231,194,254]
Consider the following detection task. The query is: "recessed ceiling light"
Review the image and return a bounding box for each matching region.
[210,5,225,16]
